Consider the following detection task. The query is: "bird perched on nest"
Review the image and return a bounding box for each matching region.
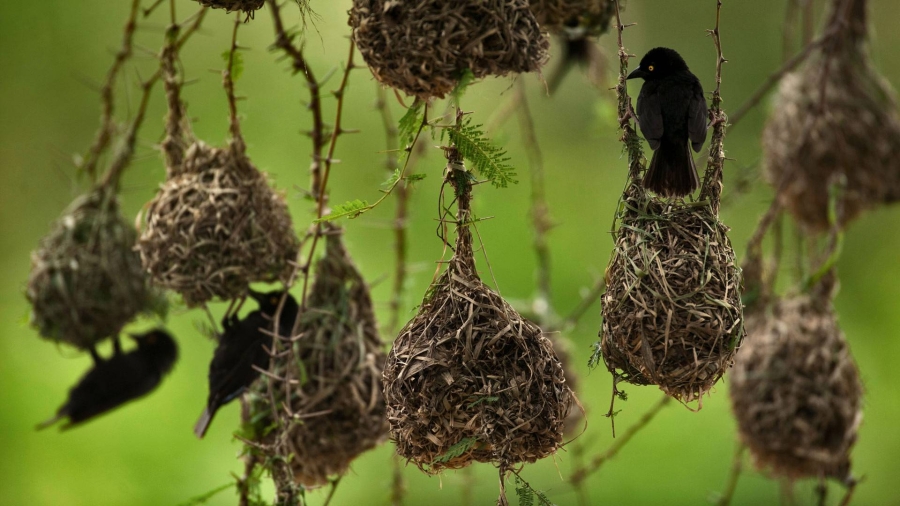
[628,47,708,198]
[194,289,299,439]
[37,329,178,431]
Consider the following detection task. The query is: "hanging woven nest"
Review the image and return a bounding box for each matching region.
[192,0,264,16]
[762,0,900,232]
[138,141,299,307]
[729,293,862,482]
[550,334,585,435]
[383,153,572,474]
[246,229,388,488]
[349,0,550,99]
[529,0,615,36]
[26,186,151,350]
[598,181,744,403]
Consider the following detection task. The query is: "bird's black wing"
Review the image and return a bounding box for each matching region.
[688,82,708,152]
[206,312,273,408]
[63,354,160,426]
[636,84,664,150]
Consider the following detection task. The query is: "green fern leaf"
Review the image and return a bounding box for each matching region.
[448,118,518,188]
[315,199,369,222]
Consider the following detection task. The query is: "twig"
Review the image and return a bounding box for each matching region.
[570,395,671,485]
[322,475,343,506]
[100,73,161,190]
[611,0,643,180]
[79,0,142,182]
[224,13,244,149]
[698,0,728,211]
[715,443,746,506]
[515,79,553,322]
[390,453,406,506]
[562,277,606,330]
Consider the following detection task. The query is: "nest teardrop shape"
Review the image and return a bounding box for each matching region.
[27,186,152,350]
[138,141,299,307]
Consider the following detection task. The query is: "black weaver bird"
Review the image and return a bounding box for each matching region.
[37,329,178,431]
[193,289,299,439]
[627,47,708,198]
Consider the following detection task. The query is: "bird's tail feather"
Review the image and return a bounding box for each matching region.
[643,141,700,198]
[35,413,63,431]
[194,407,215,439]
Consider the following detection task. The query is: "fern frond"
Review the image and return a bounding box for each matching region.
[448,118,517,188]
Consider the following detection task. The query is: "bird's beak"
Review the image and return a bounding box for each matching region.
[626,66,647,80]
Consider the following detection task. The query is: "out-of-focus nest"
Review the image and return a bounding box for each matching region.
[762,1,900,232]
[383,169,572,474]
[138,141,298,307]
[729,295,862,482]
[247,230,387,488]
[529,0,615,36]
[192,0,264,15]
[349,0,549,99]
[26,186,151,350]
[599,182,744,403]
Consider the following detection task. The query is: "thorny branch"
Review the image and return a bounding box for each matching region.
[570,395,672,485]
[79,0,142,182]
[698,0,728,211]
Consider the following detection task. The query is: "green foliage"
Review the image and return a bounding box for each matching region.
[467,395,499,408]
[316,199,369,222]
[398,100,425,152]
[451,69,475,104]
[448,118,517,188]
[433,437,478,465]
[221,50,244,82]
[588,342,603,369]
[514,475,554,506]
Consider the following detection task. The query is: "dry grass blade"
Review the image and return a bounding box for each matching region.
[383,149,572,474]
[350,0,549,99]
[192,0,263,16]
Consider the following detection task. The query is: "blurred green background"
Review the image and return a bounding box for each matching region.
[2,0,900,504]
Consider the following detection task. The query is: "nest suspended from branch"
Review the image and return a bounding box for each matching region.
[550,335,585,435]
[349,0,549,99]
[762,0,900,232]
[138,141,299,307]
[598,182,744,403]
[27,186,151,350]
[247,229,387,488]
[729,294,862,482]
[192,0,264,16]
[529,0,615,36]
[383,155,572,474]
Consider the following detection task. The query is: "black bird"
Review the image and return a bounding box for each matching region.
[193,289,299,439]
[627,47,708,198]
[37,329,178,430]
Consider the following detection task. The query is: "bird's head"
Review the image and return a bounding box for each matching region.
[248,289,299,321]
[627,47,690,81]
[128,329,178,372]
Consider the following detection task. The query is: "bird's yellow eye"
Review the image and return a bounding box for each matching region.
[648,65,655,72]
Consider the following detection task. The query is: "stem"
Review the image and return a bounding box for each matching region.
[611,0,643,180]
[80,0,142,182]
[515,80,553,322]
[570,395,671,485]
[715,443,746,506]
[224,12,244,151]
[699,0,728,210]
[562,278,606,330]
[100,74,161,190]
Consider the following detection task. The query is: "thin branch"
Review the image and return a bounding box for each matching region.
[390,453,406,506]
[570,395,672,485]
[515,79,553,321]
[79,0,142,182]
[698,0,728,210]
[562,277,606,330]
[611,0,643,180]
[224,12,244,149]
[100,73,161,190]
[715,443,746,506]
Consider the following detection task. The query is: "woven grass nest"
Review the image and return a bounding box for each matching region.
[529,0,615,36]
[762,0,900,232]
[729,294,862,482]
[247,229,387,488]
[192,0,264,15]
[599,182,744,403]
[551,335,585,435]
[383,165,572,474]
[26,186,151,350]
[349,0,549,99]
[138,141,298,307]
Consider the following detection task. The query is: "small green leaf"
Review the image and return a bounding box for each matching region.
[451,68,475,104]
[381,168,401,189]
[398,100,425,150]
[221,50,244,82]
[433,436,478,464]
[315,199,369,222]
